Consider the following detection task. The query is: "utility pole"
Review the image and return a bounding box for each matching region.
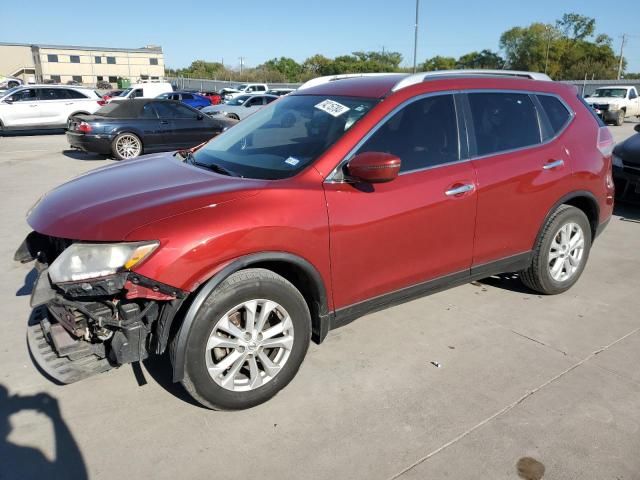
[239,57,245,76]
[617,34,626,80]
[412,0,420,73]
[544,25,552,74]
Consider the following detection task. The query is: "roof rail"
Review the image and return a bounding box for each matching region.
[298,72,404,90]
[391,69,552,92]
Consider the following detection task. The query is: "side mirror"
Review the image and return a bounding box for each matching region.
[584,94,591,98]
[197,113,204,120]
[635,124,640,133]
[3,98,13,104]
[346,152,401,183]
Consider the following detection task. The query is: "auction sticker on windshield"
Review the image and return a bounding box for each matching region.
[315,99,350,117]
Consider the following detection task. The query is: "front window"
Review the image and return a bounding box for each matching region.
[189,95,377,180]
[119,88,132,97]
[226,95,251,106]
[592,88,628,98]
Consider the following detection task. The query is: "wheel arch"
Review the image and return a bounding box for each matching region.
[169,252,331,383]
[535,191,600,248]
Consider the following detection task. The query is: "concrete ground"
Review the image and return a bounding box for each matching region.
[1,121,639,480]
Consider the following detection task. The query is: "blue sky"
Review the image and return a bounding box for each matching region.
[2,0,639,73]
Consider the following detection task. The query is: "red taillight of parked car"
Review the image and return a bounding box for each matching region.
[77,122,92,133]
[597,126,614,157]
[97,100,106,106]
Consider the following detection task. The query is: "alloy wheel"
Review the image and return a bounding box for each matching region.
[548,222,585,282]
[205,299,294,392]
[115,134,141,159]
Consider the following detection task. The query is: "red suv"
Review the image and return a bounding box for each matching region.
[16,71,615,410]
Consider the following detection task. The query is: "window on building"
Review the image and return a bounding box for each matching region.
[108,76,118,83]
[151,76,159,80]
[95,56,102,64]
[149,58,159,65]
[50,75,61,83]
[70,55,80,63]
[356,94,460,172]
[47,54,59,62]
[140,75,149,80]
[107,56,116,64]
[97,76,104,81]
[72,75,83,83]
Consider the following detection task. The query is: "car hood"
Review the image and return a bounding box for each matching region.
[28,152,263,241]
[614,133,640,167]
[585,97,625,104]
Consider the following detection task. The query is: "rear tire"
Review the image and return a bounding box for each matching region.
[111,132,142,160]
[520,205,591,295]
[179,268,311,410]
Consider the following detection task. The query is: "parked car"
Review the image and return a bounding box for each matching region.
[200,91,223,105]
[223,83,269,100]
[156,91,211,109]
[66,98,236,160]
[102,89,123,102]
[584,86,640,126]
[202,94,278,120]
[0,85,104,132]
[612,123,640,201]
[112,82,173,101]
[0,76,22,91]
[266,88,295,96]
[17,70,614,410]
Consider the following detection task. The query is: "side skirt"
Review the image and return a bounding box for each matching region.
[331,251,532,330]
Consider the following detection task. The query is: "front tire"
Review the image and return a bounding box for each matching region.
[179,268,311,410]
[112,132,142,160]
[520,205,591,295]
[615,110,625,126]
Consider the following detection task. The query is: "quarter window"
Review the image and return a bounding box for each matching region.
[66,89,87,99]
[536,95,571,137]
[467,92,541,156]
[70,55,80,63]
[356,94,459,172]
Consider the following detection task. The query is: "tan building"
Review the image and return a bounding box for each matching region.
[0,42,165,86]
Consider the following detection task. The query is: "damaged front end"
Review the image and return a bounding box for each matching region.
[16,231,187,384]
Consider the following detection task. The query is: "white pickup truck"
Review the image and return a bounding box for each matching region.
[585,86,640,126]
[222,83,269,100]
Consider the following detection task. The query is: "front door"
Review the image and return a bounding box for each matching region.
[2,88,41,127]
[324,93,477,309]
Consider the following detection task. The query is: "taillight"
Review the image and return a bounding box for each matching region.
[97,100,106,106]
[597,126,614,157]
[78,122,92,133]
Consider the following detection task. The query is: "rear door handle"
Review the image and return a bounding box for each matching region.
[160,120,170,125]
[29,104,38,107]
[445,183,475,196]
[543,159,565,170]
[65,102,74,106]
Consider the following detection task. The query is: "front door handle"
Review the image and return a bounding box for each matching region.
[543,159,565,170]
[445,183,475,196]
[160,120,169,125]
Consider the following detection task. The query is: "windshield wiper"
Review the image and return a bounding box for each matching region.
[178,150,237,177]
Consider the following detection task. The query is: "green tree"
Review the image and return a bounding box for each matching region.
[261,57,303,82]
[420,56,456,71]
[456,50,505,69]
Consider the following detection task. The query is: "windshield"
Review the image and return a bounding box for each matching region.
[592,88,628,98]
[234,84,248,91]
[226,95,251,106]
[0,86,21,99]
[190,95,377,180]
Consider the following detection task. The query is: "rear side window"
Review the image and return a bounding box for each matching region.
[468,92,540,156]
[356,94,459,172]
[536,95,571,135]
[67,89,88,99]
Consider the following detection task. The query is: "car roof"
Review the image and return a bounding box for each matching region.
[16,84,94,90]
[295,70,554,98]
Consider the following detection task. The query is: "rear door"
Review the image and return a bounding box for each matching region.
[325,93,477,309]
[629,88,640,116]
[464,91,574,267]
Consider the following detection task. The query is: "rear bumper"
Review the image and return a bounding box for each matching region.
[66,131,113,154]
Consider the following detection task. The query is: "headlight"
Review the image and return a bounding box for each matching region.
[609,103,621,110]
[49,241,159,284]
[613,155,623,168]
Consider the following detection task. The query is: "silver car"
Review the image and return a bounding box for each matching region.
[201,94,278,121]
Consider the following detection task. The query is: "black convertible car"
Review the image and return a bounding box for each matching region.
[67,99,237,160]
[613,124,640,202]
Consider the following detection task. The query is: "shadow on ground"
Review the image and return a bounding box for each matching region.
[16,268,37,297]
[0,384,88,480]
[1,129,65,137]
[614,201,640,222]
[142,354,206,409]
[62,149,109,161]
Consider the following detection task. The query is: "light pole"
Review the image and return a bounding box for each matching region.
[544,25,552,74]
[617,34,627,80]
[412,0,420,73]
